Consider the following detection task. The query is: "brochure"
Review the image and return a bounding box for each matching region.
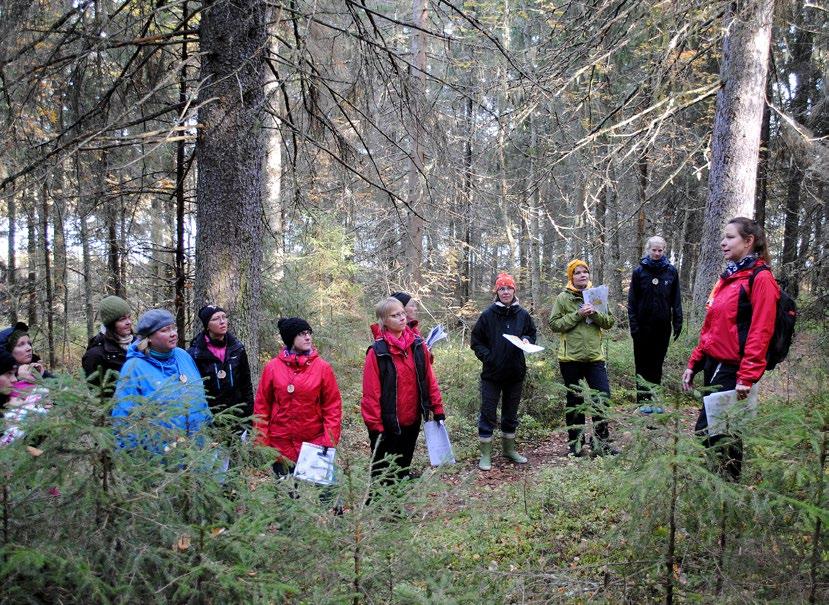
[503,333,545,353]
[424,420,456,466]
[293,442,337,486]
[703,384,760,437]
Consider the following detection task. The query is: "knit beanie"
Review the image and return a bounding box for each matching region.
[3,322,29,352]
[278,317,312,347]
[198,304,226,329]
[493,272,516,292]
[0,349,15,374]
[99,296,131,327]
[390,292,412,307]
[136,309,176,337]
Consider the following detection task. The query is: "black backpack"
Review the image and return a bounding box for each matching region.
[747,266,797,371]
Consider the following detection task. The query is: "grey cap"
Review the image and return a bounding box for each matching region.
[136,309,176,337]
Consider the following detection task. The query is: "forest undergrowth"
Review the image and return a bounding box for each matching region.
[1,322,827,604]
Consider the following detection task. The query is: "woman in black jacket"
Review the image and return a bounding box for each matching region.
[187,305,254,427]
[82,295,137,390]
[470,273,537,471]
[627,236,683,413]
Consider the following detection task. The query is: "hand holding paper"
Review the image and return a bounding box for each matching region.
[503,334,544,353]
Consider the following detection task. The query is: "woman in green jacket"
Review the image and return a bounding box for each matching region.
[549,259,618,457]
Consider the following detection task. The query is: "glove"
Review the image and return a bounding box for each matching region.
[433,413,446,423]
[673,326,682,341]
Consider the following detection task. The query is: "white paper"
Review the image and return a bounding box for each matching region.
[425,324,448,349]
[502,334,545,353]
[582,285,609,324]
[424,420,456,466]
[703,384,760,437]
[293,442,337,485]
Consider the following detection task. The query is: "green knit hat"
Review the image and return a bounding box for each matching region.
[99,296,131,327]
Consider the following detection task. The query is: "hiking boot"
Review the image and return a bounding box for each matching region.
[479,440,492,471]
[638,405,655,415]
[502,436,528,464]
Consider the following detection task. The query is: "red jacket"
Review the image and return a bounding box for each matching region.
[361,327,444,433]
[254,348,342,463]
[687,261,780,387]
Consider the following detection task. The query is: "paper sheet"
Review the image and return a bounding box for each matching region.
[424,420,456,466]
[582,285,609,324]
[425,324,448,349]
[503,333,545,353]
[703,384,759,437]
[293,442,337,485]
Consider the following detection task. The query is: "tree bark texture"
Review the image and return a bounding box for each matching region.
[195,0,269,369]
[405,0,427,286]
[692,0,774,309]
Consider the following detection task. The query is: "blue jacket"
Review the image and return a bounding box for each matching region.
[112,342,212,452]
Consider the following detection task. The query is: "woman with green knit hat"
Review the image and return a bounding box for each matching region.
[82,295,137,387]
[549,260,618,457]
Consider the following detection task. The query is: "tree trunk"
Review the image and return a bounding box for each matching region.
[195,0,269,374]
[76,156,94,339]
[754,59,773,228]
[174,0,190,337]
[692,0,774,309]
[781,19,813,299]
[40,182,55,368]
[26,196,37,327]
[405,0,427,286]
[6,183,17,324]
[460,94,474,305]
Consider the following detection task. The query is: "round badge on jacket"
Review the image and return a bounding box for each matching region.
[179,374,188,383]
[287,384,295,393]
[652,278,659,285]
[217,370,227,379]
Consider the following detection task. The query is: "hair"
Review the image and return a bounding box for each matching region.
[645,235,667,251]
[136,338,150,353]
[728,217,771,262]
[375,297,404,321]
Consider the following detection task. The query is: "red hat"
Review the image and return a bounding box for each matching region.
[493,272,516,292]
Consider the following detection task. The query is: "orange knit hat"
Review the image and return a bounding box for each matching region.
[493,272,516,292]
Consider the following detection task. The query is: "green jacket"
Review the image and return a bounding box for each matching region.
[549,289,614,362]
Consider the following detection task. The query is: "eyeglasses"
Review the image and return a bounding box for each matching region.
[388,312,407,319]
[297,330,312,337]
[209,314,228,322]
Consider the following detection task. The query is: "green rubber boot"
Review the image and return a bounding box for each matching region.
[478,440,493,471]
[502,436,528,464]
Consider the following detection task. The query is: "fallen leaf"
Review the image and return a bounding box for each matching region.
[26,446,43,457]
[173,534,191,552]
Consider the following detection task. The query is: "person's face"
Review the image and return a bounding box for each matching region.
[0,369,16,393]
[11,335,33,364]
[148,324,178,353]
[292,330,313,354]
[404,299,418,323]
[497,286,515,305]
[207,312,229,338]
[383,302,408,335]
[648,242,665,261]
[114,315,133,337]
[572,266,590,290]
[721,223,754,262]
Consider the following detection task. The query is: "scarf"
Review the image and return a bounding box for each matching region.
[148,348,174,361]
[722,255,757,279]
[641,256,669,269]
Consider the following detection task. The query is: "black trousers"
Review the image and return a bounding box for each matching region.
[478,378,524,438]
[632,323,671,402]
[694,356,743,481]
[369,422,421,483]
[559,361,611,445]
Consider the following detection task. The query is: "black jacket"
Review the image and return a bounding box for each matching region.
[82,332,135,388]
[470,301,537,383]
[187,331,254,419]
[627,260,683,335]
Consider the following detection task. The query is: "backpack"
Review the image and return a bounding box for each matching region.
[746,266,797,371]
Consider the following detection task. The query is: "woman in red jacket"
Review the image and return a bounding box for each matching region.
[362,297,445,482]
[682,217,780,479]
[255,318,342,476]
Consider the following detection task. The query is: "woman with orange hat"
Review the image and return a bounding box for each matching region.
[470,272,537,471]
[550,260,617,457]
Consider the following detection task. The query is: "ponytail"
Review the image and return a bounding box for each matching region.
[727,217,771,263]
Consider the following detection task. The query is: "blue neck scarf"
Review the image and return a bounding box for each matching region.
[722,255,757,279]
[641,256,669,269]
[148,348,174,361]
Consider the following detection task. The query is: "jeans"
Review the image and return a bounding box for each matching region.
[559,361,611,445]
[694,356,743,481]
[478,378,524,439]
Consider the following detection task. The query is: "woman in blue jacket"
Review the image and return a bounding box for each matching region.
[113,309,211,453]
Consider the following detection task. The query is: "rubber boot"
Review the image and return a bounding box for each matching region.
[478,440,492,471]
[502,436,528,464]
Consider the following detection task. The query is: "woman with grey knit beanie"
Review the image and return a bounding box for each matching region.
[82,295,137,388]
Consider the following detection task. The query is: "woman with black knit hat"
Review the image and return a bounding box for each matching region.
[0,322,51,384]
[82,295,137,387]
[187,304,253,423]
[254,318,342,477]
